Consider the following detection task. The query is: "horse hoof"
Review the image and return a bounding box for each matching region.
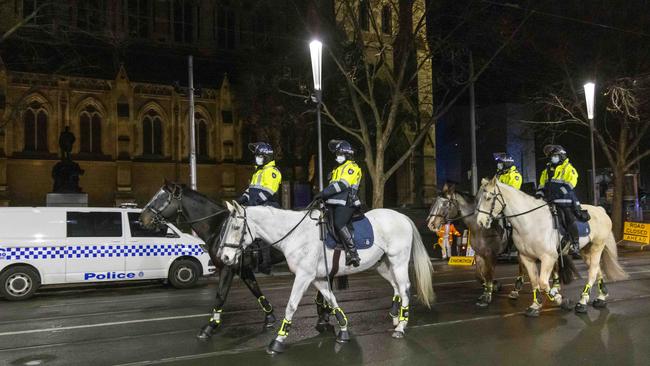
[336,330,351,343]
[525,307,540,317]
[560,299,574,311]
[475,300,489,308]
[196,323,218,341]
[575,302,588,314]
[592,299,607,309]
[392,331,405,339]
[508,291,520,300]
[264,313,277,328]
[267,340,286,354]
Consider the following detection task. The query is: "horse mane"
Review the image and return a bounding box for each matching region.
[177,183,224,209]
[453,190,476,204]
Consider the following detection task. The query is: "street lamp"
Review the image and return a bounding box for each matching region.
[584,82,597,205]
[309,40,324,191]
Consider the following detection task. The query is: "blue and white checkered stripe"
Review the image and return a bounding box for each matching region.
[1,244,203,260]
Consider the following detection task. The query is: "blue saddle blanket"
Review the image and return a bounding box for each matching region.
[325,216,374,250]
[576,221,590,238]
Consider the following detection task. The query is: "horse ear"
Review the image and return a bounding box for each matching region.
[441,183,448,194]
[481,178,489,186]
[225,201,235,213]
[232,200,244,215]
[163,178,171,189]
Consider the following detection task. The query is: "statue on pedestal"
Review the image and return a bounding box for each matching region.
[52,126,84,193]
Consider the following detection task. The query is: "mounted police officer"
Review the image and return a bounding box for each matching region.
[315,140,362,267]
[237,142,282,208]
[535,145,589,255]
[494,152,522,190]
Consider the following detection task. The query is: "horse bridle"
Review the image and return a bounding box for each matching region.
[476,183,508,223]
[143,184,227,226]
[428,194,474,224]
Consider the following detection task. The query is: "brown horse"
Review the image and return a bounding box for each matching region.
[427,183,528,306]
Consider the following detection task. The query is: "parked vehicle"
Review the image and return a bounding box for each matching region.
[0,206,215,300]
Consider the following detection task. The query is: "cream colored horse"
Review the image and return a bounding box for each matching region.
[475,177,628,316]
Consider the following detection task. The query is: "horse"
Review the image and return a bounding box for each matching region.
[217,201,435,354]
[427,182,529,306]
[139,181,285,340]
[475,177,629,316]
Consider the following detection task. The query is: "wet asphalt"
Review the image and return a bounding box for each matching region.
[1,250,650,366]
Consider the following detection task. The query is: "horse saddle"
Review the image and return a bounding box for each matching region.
[324,211,374,250]
[553,208,591,242]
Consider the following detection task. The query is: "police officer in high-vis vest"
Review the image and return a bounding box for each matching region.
[237,142,282,208]
[535,145,589,254]
[315,140,362,267]
[494,152,522,190]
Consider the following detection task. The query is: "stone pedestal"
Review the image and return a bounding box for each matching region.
[46,193,88,207]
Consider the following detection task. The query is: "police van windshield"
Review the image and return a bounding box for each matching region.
[128,213,179,238]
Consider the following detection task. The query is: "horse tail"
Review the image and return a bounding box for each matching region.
[601,232,629,281]
[407,217,435,308]
[558,255,579,284]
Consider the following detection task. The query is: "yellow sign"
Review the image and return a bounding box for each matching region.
[448,256,475,266]
[623,222,650,244]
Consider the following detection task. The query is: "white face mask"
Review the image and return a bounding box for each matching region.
[497,163,504,170]
[335,155,346,164]
[255,156,265,166]
[550,155,560,164]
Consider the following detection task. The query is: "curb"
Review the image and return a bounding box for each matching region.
[620,241,649,251]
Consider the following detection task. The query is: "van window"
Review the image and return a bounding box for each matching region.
[128,213,179,238]
[67,212,123,237]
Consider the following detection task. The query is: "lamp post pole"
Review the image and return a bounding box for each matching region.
[584,82,597,205]
[188,55,197,191]
[310,40,324,191]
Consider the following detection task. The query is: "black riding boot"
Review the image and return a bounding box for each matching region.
[569,223,580,255]
[337,226,360,267]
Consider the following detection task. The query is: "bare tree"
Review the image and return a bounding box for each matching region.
[303,0,532,208]
[529,76,650,239]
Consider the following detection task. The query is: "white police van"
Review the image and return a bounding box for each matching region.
[0,206,215,301]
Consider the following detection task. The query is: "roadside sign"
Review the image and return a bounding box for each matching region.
[448,256,475,266]
[623,222,650,244]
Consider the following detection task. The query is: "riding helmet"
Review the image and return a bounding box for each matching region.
[248,142,274,164]
[493,152,515,168]
[328,139,355,158]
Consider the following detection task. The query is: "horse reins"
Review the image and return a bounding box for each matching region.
[476,183,549,220]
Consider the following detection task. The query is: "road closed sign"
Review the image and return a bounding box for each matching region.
[623,222,650,244]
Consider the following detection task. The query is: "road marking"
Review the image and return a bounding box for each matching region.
[0,314,210,337]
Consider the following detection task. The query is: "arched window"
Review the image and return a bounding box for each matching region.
[143,110,163,155]
[23,101,48,152]
[79,105,102,154]
[195,113,208,158]
[359,0,370,31]
[381,5,391,34]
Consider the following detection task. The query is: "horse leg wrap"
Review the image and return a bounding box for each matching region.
[333,307,349,328]
[514,276,524,292]
[398,306,410,323]
[580,284,591,305]
[598,278,608,297]
[258,296,273,314]
[389,295,401,318]
[533,288,542,306]
[277,318,292,337]
[209,308,223,325]
[552,275,561,290]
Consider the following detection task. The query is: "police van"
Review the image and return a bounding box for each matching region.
[0,206,215,301]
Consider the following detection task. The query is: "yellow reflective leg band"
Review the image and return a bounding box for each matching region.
[545,290,555,301]
[333,307,348,327]
[209,308,223,324]
[257,296,273,314]
[399,306,410,322]
[392,295,401,303]
[277,318,292,337]
[582,284,592,296]
[598,278,608,295]
[533,289,542,305]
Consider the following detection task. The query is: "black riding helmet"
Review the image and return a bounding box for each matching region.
[328,139,355,159]
[493,152,514,169]
[543,144,567,164]
[248,142,274,165]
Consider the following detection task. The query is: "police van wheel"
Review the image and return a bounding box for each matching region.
[0,266,40,301]
[169,259,200,289]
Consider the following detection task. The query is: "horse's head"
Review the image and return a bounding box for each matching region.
[476,176,506,229]
[140,179,183,229]
[427,183,461,232]
[218,201,254,266]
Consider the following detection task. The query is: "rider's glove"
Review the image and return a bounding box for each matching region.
[534,191,544,200]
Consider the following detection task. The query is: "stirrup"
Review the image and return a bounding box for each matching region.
[345,251,360,267]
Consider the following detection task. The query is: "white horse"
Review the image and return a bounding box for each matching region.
[218,201,435,354]
[475,177,628,316]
